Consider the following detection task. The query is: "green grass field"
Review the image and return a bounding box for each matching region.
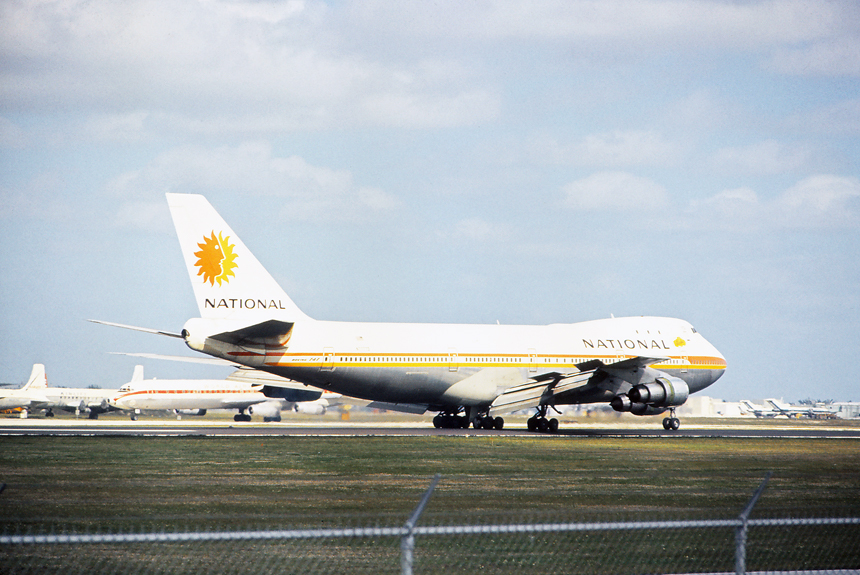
[1,435,858,530]
[1,435,859,574]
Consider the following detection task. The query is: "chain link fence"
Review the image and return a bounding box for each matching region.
[2,474,859,575]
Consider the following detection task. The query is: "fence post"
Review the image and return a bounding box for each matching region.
[735,472,772,575]
[401,474,441,575]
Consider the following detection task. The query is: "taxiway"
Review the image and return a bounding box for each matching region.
[1,419,858,438]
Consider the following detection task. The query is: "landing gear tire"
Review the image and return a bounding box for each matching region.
[662,416,680,430]
[434,413,469,429]
[234,413,252,422]
[528,415,558,434]
[528,404,560,433]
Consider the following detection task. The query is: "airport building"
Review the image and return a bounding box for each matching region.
[833,402,860,419]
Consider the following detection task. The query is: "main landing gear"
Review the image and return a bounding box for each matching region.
[433,412,468,429]
[234,409,252,422]
[662,408,681,431]
[432,411,505,430]
[527,405,559,433]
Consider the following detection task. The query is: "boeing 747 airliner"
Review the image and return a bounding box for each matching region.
[96,193,726,432]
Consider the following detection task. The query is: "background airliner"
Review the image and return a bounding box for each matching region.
[96,193,727,432]
[110,365,335,421]
[765,398,836,419]
[0,364,116,419]
[740,400,778,418]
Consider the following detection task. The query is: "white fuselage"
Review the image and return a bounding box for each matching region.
[110,380,269,412]
[0,387,115,412]
[183,315,726,410]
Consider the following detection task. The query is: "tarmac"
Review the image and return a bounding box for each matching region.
[2,417,859,438]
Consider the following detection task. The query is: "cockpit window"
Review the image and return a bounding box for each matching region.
[691,327,698,334]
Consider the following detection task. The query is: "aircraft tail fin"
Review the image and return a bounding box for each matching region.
[166,194,310,323]
[766,398,788,410]
[23,364,47,390]
[131,365,144,383]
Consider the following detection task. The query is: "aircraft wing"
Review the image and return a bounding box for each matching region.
[225,369,324,402]
[217,397,270,410]
[488,356,668,416]
[488,371,594,415]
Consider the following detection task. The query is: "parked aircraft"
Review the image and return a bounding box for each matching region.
[765,398,836,419]
[0,364,116,418]
[110,365,333,421]
[739,400,777,418]
[93,193,727,432]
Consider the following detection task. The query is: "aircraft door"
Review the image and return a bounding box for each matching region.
[448,348,459,372]
[321,347,335,372]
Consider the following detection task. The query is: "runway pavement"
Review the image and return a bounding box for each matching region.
[2,418,859,438]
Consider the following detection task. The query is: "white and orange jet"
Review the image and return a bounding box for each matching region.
[109,365,334,422]
[95,193,726,432]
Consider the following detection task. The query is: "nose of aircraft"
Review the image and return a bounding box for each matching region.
[697,331,727,388]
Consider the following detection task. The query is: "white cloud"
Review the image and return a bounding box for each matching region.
[107,142,401,222]
[452,217,501,241]
[562,171,668,211]
[0,0,498,132]
[769,32,860,77]
[533,130,680,168]
[778,174,860,218]
[710,140,816,175]
[83,111,151,143]
[689,175,860,230]
[344,0,841,53]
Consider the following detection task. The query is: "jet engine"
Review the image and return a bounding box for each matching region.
[248,400,283,422]
[294,399,327,416]
[609,395,668,416]
[611,376,688,416]
[628,376,689,407]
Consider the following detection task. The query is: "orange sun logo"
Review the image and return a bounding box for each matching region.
[194,231,238,286]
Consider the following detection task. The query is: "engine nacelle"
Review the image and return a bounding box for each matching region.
[248,401,282,420]
[628,376,689,407]
[294,399,328,415]
[610,395,668,416]
[175,409,207,416]
[610,395,632,412]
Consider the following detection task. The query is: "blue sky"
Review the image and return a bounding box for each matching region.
[1,0,859,402]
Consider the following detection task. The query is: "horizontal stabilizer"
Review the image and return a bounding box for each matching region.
[210,320,295,346]
[89,319,184,339]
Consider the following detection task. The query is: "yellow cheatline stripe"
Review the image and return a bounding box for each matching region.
[265,353,726,370]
